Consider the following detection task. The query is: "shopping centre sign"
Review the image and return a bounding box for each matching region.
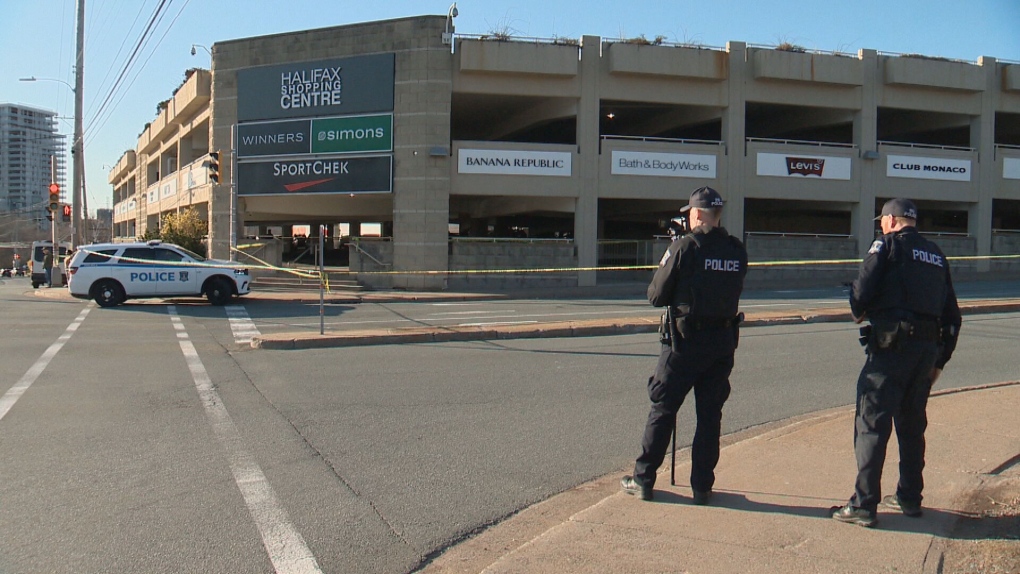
[237,53,394,121]
[887,155,971,182]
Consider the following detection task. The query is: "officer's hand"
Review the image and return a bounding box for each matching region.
[852,312,866,324]
[929,368,943,386]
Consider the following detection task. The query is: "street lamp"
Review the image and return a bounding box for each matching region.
[20,75,85,247]
[191,44,211,56]
[443,3,458,45]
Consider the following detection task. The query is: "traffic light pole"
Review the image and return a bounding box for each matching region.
[71,0,85,247]
[50,158,62,287]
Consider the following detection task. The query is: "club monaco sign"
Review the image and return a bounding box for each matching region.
[458,149,572,177]
[610,151,717,178]
[887,155,971,182]
[756,153,851,180]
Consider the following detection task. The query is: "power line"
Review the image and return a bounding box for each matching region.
[86,0,192,146]
[84,0,173,137]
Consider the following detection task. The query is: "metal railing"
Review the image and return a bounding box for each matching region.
[877,140,975,152]
[744,231,852,239]
[601,135,724,146]
[746,137,855,149]
[349,238,391,268]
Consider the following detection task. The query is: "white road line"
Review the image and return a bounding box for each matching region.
[429,310,517,316]
[226,305,261,344]
[458,320,539,327]
[168,306,322,574]
[0,307,91,422]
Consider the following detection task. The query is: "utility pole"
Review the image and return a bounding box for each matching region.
[72,0,85,247]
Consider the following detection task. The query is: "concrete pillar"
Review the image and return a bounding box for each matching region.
[970,56,998,271]
[853,49,880,256]
[391,37,452,290]
[721,42,747,237]
[574,35,601,287]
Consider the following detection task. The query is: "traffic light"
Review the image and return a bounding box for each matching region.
[205,152,220,184]
[48,183,60,212]
[62,204,71,223]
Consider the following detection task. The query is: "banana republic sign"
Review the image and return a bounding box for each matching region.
[237,54,394,121]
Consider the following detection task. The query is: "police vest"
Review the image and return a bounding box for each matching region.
[674,228,747,318]
[872,231,948,319]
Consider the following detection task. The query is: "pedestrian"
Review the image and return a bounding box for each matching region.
[621,186,748,503]
[43,248,53,287]
[831,198,962,527]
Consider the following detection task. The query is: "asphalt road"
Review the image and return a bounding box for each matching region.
[247,279,1020,337]
[0,277,1017,573]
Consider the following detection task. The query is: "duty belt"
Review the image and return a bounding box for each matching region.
[684,315,739,331]
[900,319,940,342]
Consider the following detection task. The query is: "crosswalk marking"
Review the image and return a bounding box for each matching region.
[226,305,261,345]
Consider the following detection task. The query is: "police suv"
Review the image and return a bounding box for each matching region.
[66,240,250,307]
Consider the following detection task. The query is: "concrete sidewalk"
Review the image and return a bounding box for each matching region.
[422,381,1020,574]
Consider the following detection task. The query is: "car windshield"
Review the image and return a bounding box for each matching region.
[175,246,206,262]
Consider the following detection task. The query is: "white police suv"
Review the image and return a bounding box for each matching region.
[66,240,250,307]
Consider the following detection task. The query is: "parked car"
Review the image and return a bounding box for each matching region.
[66,240,250,307]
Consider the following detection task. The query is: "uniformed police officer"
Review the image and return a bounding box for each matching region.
[831,198,962,527]
[622,187,748,503]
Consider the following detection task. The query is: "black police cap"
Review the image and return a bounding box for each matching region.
[875,198,918,221]
[679,186,725,213]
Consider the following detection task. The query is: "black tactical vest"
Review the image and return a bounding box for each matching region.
[871,230,948,320]
[674,228,747,318]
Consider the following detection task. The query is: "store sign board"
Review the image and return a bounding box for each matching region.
[237,115,393,157]
[458,149,572,176]
[756,152,852,180]
[1004,157,1020,180]
[886,154,971,181]
[310,114,393,155]
[237,53,394,121]
[610,151,717,178]
[236,155,392,196]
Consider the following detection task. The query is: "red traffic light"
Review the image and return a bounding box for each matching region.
[62,204,72,222]
[49,183,60,194]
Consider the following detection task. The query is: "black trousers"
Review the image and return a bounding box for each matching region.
[634,336,734,491]
[851,338,938,510]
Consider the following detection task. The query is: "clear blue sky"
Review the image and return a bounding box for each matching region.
[3,0,1018,217]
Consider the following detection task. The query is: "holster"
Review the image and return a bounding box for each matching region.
[868,320,902,353]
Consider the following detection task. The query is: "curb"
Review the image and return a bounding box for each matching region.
[251,300,1019,350]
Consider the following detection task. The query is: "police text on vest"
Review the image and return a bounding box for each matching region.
[911,249,943,267]
[705,259,741,271]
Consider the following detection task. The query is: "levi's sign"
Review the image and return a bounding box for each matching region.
[458,149,572,176]
[887,155,971,182]
[237,114,392,158]
[756,152,851,180]
[236,155,392,196]
[610,151,717,178]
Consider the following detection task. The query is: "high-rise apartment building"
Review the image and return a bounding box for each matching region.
[0,103,67,227]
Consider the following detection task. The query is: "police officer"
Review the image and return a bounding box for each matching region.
[832,198,962,527]
[622,186,748,503]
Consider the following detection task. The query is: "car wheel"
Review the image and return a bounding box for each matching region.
[93,280,125,308]
[206,277,233,306]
